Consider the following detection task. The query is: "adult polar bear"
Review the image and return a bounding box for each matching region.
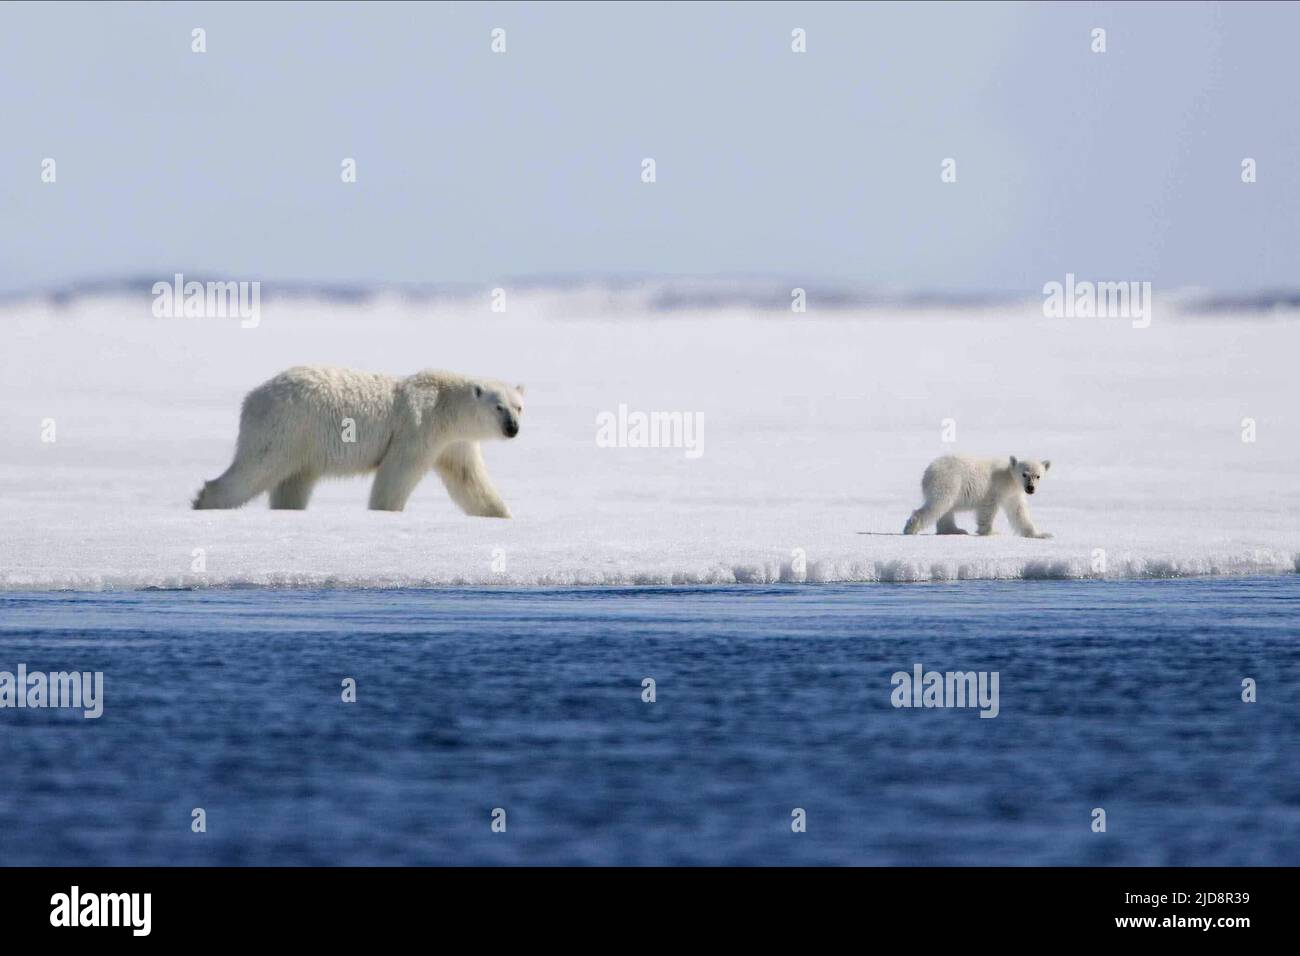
[193,366,524,513]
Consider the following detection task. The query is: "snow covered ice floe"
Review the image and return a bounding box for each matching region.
[1,291,1297,590]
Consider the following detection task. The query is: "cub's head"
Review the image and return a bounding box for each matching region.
[469,380,525,440]
[1009,456,1051,494]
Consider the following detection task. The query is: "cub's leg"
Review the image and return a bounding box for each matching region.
[1002,497,1052,538]
[269,471,319,510]
[935,509,968,535]
[904,491,958,534]
[904,469,960,535]
[976,500,1000,536]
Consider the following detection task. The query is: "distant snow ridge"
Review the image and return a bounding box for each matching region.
[12,275,1300,316]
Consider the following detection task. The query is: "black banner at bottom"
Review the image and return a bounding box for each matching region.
[0,866,1276,940]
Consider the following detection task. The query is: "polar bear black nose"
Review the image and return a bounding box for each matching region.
[1026,485,1035,494]
[504,421,519,438]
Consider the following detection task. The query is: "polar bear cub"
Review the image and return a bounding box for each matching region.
[903,455,1053,538]
[193,366,523,514]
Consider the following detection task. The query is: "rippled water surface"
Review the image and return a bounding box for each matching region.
[1,578,1297,865]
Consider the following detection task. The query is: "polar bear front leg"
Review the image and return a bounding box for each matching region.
[368,444,428,512]
[433,441,511,518]
[1003,496,1052,538]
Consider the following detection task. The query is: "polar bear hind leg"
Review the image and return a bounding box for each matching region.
[193,449,290,510]
[976,500,1000,535]
[904,497,951,534]
[935,509,968,535]
[904,472,960,535]
[269,471,319,510]
[433,441,511,518]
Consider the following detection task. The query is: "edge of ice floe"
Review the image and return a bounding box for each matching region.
[1,549,1296,591]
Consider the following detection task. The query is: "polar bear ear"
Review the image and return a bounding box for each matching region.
[1042,460,1051,471]
[515,384,525,395]
[1009,456,1018,468]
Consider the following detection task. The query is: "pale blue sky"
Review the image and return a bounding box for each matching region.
[1,0,1297,294]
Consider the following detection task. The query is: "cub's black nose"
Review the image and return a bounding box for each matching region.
[1026,486,1035,494]
[504,423,519,438]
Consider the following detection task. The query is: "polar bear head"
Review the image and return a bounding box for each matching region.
[467,380,525,440]
[1009,456,1051,495]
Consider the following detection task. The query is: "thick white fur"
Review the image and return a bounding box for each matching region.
[193,366,523,514]
[903,455,1053,538]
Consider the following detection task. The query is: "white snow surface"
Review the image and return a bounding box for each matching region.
[2,292,1297,590]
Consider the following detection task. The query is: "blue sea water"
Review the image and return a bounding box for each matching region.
[0,578,1297,866]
